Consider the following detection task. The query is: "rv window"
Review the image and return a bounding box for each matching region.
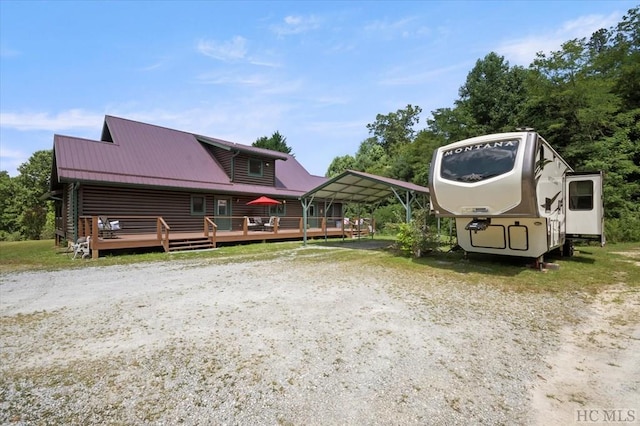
[568,180,593,210]
[440,140,519,182]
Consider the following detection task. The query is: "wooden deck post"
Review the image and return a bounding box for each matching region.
[204,217,217,248]
[91,216,100,259]
[157,217,171,252]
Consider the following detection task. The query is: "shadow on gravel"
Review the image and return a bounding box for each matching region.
[414,252,527,277]
[414,247,597,277]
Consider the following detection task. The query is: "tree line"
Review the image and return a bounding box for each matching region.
[1,7,638,242]
[327,7,640,242]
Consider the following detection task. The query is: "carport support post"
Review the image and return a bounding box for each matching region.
[391,188,413,224]
[300,196,314,246]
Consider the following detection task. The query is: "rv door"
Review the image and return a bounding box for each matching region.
[565,172,604,244]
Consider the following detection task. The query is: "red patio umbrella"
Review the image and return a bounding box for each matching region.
[246,196,281,206]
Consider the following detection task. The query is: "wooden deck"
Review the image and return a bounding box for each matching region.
[63,216,374,258]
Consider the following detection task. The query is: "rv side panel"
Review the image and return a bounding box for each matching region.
[565,172,604,243]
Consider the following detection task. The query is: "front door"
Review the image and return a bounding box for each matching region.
[215,197,232,231]
[565,172,604,244]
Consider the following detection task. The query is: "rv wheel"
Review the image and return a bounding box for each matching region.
[562,241,575,257]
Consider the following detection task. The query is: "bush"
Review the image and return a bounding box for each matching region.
[371,204,404,233]
[40,210,56,240]
[0,230,24,242]
[604,214,640,243]
[393,209,439,257]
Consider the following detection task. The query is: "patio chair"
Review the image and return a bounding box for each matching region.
[254,217,264,229]
[98,216,120,239]
[245,216,260,230]
[263,216,279,231]
[70,236,91,259]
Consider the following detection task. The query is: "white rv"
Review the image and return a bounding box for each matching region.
[428,130,604,263]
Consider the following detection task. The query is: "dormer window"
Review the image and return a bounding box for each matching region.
[248,158,263,177]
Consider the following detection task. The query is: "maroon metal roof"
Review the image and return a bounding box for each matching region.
[53,115,325,196]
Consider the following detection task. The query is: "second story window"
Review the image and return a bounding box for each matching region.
[248,158,263,177]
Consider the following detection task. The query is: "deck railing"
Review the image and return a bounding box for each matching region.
[57,214,371,258]
[204,217,217,248]
[157,217,171,252]
[70,215,368,240]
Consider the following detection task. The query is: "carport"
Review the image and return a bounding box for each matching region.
[299,169,430,244]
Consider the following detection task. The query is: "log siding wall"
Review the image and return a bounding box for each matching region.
[208,146,233,177]
[233,154,275,186]
[205,146,276,186]
[80,185,213,233]
[75,185,336,234]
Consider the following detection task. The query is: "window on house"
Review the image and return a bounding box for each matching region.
[248,158,263,177]
[191,195,206,215]
[269,203,286,216]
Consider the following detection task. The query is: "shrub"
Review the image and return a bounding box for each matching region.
[394,209,439,257]
[604,214,640,243]
[0,230,24,242]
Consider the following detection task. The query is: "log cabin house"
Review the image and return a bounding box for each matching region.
[50,115,353,258]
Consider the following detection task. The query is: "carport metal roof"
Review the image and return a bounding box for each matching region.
[299,170,430,244]
[301,169,429,205]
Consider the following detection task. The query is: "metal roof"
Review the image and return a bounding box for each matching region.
[301,169,429,204]
[52,116,430,206]
[53,115,326,197]
[196,135,289,161]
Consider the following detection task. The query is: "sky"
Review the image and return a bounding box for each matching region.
[1,1,637,178]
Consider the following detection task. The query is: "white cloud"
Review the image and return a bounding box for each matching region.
[138,61,165,72]
[0,110,103,132]
[197,36,248,61]
[378,63,469,86]
[497,12,623,66]
[196,37,280,67]
[0,146,28,176]
[0,45,21,58]
[363,16,425,39]
[271,14,321,36]
[196,71,270,86]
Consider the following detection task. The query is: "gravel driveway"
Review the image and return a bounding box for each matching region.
[1,245,638,425]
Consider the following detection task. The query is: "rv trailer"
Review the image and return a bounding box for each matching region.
[428,130,604,265]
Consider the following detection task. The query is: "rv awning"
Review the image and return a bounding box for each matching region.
[300,169,429,204]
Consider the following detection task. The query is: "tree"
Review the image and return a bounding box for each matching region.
[326,154,356,178]
[353,138,390,176]
[14,150,53,240]
[426,107,476,142]
[0,171,21,238]
[366,104,422,152]
[457,52,528,134]
[253,131,294,155]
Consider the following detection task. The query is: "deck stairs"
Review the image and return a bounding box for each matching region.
[168,236,215,252]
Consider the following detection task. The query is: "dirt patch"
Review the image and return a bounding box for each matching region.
[612,249,640,267]
[531,285,640,425]
[1,248,638,424]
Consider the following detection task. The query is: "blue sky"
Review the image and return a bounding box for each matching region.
[1,1,636,177]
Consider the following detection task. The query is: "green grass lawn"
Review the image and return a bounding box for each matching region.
[1,238,638,294]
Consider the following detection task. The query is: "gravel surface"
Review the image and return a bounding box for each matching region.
[1,246,638,425]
